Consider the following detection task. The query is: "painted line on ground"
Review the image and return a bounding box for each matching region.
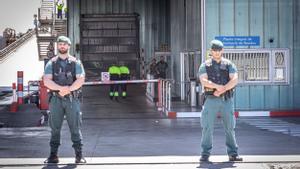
[167,111,300,118]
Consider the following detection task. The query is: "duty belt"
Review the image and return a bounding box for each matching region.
[204,88,215,96]
[205,91,233,100]
[51,91,80,99]
[204,91,215,95]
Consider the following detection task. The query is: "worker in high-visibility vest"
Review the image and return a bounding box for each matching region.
[119,63,130,98]
[64,7,68,18]
[56,1,64,19]
[108,64,121,100]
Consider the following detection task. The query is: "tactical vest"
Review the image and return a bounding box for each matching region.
[205,58,234,99]
[205,58,230,85]
[52,57,76,86]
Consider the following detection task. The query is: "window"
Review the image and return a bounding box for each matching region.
[222,49,289,84]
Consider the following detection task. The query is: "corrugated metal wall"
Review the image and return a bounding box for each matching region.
[205,0,299,110]
[293,0,300,109]
[170,0,202,95]
[68,0,170,65]
[68,0,300,110]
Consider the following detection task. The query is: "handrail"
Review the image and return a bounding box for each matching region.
[0,29,36,61]
[159,79,172,115]
[84,78,172,117]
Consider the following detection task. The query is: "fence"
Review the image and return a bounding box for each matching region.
[84,79,172,116]
[222,48,290,84]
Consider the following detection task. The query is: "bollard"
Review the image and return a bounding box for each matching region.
[190,79,197,107]
[39,80,49,110]
[10,83,18,112]
[17,71,23,104]
[157,79,162,111]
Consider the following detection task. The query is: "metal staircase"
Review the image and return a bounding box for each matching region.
[36,0,67,60]
[0,30,36,62]
[39,0,54,22]
[53,19,67,36]
[36,36,55,60]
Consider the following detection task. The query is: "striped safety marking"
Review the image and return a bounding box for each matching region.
[17,91,23,97]
[239,117,300,137]
[167,111,300,118]
[17,78,23,84]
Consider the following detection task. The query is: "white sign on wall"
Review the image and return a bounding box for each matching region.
[101,72,110,81]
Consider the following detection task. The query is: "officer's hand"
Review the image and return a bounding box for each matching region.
[60,86,70,93]
[59,86,70,96]
[215,85,226,92]
[213,90,222,97]
[59,91,66,97]
[59,90,70,97]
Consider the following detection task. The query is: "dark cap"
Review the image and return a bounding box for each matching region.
[210,39,224,51]
[57,36,71,45]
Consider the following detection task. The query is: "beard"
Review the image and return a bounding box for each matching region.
[58,48,68,54]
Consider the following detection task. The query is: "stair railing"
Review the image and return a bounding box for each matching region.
[0,29,36,62]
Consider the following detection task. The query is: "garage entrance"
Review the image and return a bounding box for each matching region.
[80,14,140,81]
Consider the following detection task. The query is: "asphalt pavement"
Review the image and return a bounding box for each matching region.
[0,85,300,169]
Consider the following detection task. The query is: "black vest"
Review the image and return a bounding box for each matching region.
[205,58,230,85]
[52,57,76,86]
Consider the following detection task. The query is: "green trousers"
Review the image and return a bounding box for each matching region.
[48,96,83,154]
[200,96,238,156]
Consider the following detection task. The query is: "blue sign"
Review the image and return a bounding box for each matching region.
[215,36,260,46]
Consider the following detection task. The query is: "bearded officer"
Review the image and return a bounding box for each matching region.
[43,36,86,163]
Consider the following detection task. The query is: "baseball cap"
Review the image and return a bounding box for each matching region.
[211,39,224,51]
[57,36,71,45]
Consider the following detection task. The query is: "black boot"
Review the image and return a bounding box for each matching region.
[229,155,243,161]
[44,153,59,163]
[75,151,86,163]
[199,155,209,162]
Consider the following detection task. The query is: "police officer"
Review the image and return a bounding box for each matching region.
[43,36,86,163]
[198,39,242,162]
[119,62,130,98]
[108,63,121,100]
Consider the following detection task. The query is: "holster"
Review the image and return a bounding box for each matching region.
[199,92,206,107]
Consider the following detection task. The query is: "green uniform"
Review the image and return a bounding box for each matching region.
[198,57,239,157]
[44,56,85,154]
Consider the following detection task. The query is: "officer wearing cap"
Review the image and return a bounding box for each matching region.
[43,36,86,163]
[198,39,242,162]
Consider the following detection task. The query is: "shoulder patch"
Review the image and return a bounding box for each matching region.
[68,55,77,62]
[205,59,213,66]
[51,56,59,62]
[221,58,231,65]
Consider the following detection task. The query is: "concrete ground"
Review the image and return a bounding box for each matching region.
[0,85,300,168]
